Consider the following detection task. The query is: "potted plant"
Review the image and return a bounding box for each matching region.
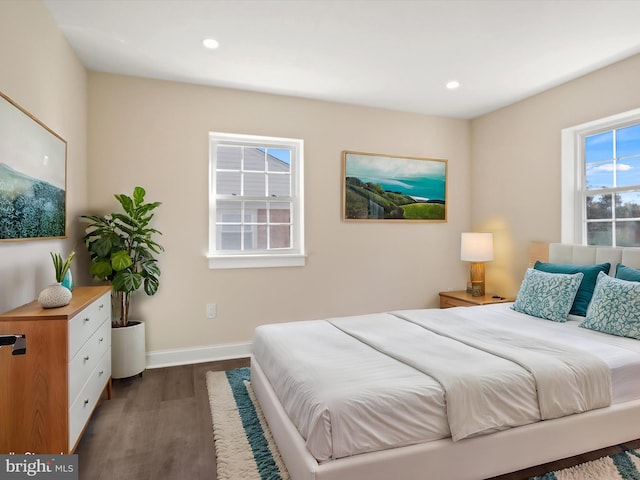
[82,186,163,378]
[37,250,76,308]
[51,250,75,289]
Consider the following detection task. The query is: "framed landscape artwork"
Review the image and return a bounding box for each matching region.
[343,151,447,222]
[0,91,67,241]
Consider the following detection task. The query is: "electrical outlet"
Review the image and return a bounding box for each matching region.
[206,303,217,319]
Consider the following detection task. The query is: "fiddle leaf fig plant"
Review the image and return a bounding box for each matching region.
[82,186,163,327]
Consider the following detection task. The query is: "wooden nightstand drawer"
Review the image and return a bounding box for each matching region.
[439,291,514,308]
[440,296,475,308]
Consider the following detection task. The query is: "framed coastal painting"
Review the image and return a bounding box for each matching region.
[343,151,447,222]
[0,91,67,241]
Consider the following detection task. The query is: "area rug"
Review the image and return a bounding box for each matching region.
[207,367,640,480]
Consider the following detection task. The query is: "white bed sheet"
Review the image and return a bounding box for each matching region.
[251,304,640,463]
[252,315,450,462]
[446,303,640,403]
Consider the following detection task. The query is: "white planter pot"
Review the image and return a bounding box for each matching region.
[111,320,146,379]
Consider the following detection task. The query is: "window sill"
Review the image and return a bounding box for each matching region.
[207,253,306,270]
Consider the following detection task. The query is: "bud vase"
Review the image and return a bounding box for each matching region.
[61,269,74,290]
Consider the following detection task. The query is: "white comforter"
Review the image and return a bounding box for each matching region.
[252,305,634,462]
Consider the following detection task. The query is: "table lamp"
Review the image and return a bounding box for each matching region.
[460,232,494,297]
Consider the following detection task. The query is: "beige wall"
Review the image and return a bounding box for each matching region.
[471,54,640,297]
[12,0,638,358]
[0,1,87,311]
[87,73,471,352]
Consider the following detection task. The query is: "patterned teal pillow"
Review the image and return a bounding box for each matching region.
[512,268,584,322]
[533,261,611,316]
[580,272,640,340]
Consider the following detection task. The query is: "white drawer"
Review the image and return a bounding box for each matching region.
[68,291,110,358]
[68,349,111,450]
[68,318,111,405]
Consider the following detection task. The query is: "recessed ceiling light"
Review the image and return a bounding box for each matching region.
[203,38,220,50]
[446,80,461,90]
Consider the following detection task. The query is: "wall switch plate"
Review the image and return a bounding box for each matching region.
[206,303,217,319]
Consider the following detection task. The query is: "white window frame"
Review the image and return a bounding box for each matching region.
[207,132,305,269]
[561,107,640,245]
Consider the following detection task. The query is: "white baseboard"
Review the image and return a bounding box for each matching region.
[145,342,252,369]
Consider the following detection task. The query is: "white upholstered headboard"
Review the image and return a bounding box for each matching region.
[548,243,640,276]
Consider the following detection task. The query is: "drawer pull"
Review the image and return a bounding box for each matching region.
[98,303,104,310]
[83,398,89,406]
[83,317,90,323]
[99,370,104,376]
[84,355,90,361]
[99,337,104,342]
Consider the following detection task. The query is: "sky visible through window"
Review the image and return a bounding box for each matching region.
[585,123,640,189]
[257,147,291,165]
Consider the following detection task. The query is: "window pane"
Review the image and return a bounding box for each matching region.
[585,131,613,163]
[255,225,267,249]
[245,201,267,222]
[616,124,640,159]
[269,202,291,223]
[244,147,265,171]
[587,222,612,245]
[268,173,291,197]
[217,146,241,170]
[616,156,640,188]
[220,224,241,250]
[616,191,640,218]
[242,225,262,250]
[217,171,241,195]
[586,194,612,219]
[616,221,640,247]
[267,149,291,172]
[585,161,614,189]
[244,172,266,196]
[216,200,242,221]
[270,225,291,249]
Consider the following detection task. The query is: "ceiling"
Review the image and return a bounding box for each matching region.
[43,0,640,119]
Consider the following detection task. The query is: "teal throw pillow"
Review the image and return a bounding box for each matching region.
[533,261,611,316]
[615,263,640,282]
[512,268,584,322]
[581,272,640,340]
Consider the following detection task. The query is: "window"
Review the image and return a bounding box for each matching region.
[561,108,640,247]
[208,132,305,269]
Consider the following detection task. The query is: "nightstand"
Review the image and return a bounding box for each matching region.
[439,290,514,308]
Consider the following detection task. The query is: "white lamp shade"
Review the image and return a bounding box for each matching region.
[461,232,494,262]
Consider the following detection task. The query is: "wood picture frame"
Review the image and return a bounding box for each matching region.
[343,151,447,222]
[0,91,67,241]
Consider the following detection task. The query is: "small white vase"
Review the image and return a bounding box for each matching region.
[38,283,72,308]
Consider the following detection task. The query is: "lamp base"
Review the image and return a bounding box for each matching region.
[469,262,486,297]
[470,281,485,297]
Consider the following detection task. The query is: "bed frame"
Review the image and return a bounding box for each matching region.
[251,243,640,480]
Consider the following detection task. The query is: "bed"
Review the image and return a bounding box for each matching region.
[250,243,640,480]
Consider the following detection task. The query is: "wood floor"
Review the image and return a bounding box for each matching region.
[76,359,640,480]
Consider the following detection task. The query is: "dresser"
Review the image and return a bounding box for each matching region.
[0,285,112,454]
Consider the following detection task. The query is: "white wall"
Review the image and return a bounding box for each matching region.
[0,0,87,312]
[87,73,472,355]
[471,53,640,297]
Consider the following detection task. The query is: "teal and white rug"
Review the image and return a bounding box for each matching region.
[207,367,289,480]
[207,368,640,480]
